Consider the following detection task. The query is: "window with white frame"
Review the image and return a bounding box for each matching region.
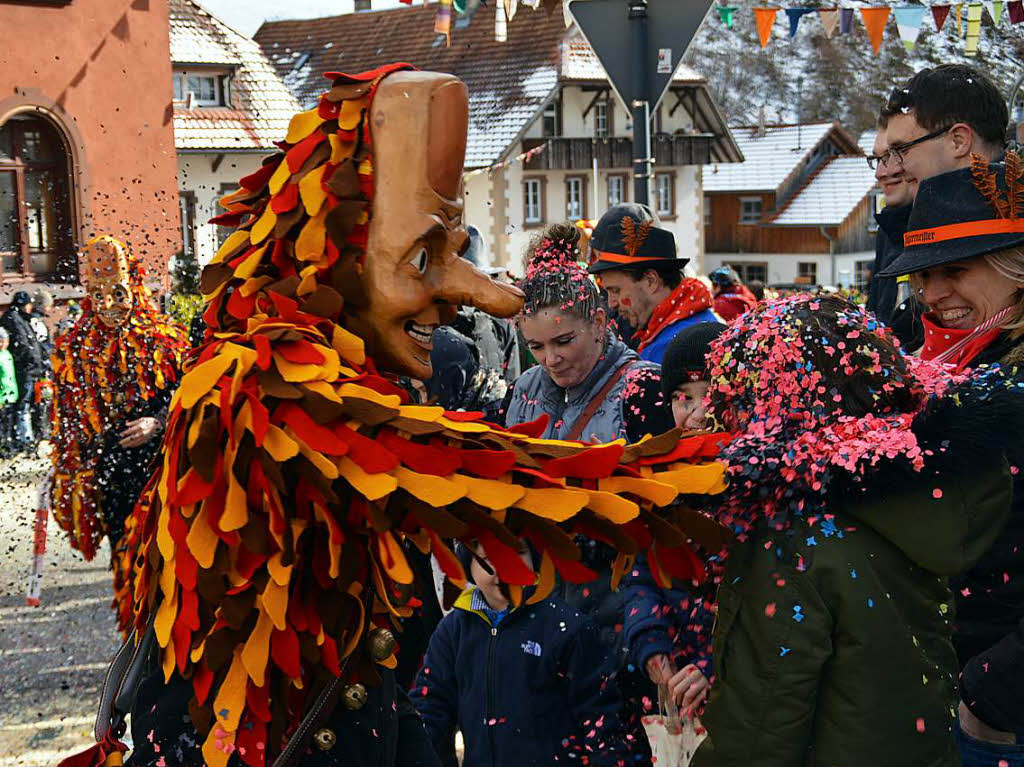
[728,262,767,284]
[594,101,609,138]
[608,174,625,207]
[739,196,762,225]
[797,261,818,284]
[855,259,873,290]
[173,71,229,107]
[524,178,543,225]
[542,99,561,137]
[566,176,585,220]
[655,173,674,217]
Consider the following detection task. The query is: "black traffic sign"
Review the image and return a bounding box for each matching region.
[568,0,714,111]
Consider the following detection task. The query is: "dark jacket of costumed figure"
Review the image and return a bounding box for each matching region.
[875,158,1024,740]
[690,295,1021,767]
[49,237,188,600]
[59,66,729,767]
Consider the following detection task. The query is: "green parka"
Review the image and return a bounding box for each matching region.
[693,463,1013,767]
[0,348,18,404]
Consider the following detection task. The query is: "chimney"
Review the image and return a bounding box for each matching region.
[755,105,766,138]
[354,0,371,10]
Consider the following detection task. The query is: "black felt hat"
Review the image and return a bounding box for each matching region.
[587,203,684,274]
[877,155,1024,278]
[660,321,728,396]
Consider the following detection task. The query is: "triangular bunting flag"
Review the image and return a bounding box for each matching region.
[717,5,738,28]
[819,8,840,37]
[956,3,964,36]
[932,4,952,30]
[992,0,1005,22]
[965,1,983,54]
[1010,0,1024,22]
[495,0,507,42]
[504,0,518,21]
[435,0,453,45]
[785,7,816,37]
[860,6,891,53]
[754,7,780,47]
[893,5,928,50]
[840,7,855,34]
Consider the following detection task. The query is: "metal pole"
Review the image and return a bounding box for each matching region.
[629,0,650,205]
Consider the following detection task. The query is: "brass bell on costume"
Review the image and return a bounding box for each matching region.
[367,627,397,660]
[342,683,367,711]
[313,728,337,751]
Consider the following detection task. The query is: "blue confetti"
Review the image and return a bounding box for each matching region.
[806,536,817,547]
[793,605,804,622]
[867,598,874,608]
[780,646,791,656]
[850,569,857,579]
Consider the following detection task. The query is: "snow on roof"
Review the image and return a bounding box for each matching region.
[255,4,564,169]
[858,129,878,155]
[770,156,876,226]
[702,122,836,192]
[171,0,300,152]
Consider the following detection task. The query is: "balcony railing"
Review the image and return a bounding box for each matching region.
[523,134,714,171]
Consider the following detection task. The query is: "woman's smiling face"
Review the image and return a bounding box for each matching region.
[918,256,1020,330]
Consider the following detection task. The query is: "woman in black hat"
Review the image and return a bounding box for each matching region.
[876,154,1024,765]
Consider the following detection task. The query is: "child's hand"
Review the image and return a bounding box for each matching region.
[645,653,674,685]
[668,664,708,718]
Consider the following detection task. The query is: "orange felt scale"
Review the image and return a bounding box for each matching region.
[83,65,731,767]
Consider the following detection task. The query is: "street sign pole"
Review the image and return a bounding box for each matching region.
[569,0,714,207]
[629,0,651,206]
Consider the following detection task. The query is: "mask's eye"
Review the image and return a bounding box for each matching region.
[411,247,429,274]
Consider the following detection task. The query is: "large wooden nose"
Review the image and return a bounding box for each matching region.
[435,257,524,319]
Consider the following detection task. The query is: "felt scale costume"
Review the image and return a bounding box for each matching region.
[50,236,188,566]
[63,66,729,767]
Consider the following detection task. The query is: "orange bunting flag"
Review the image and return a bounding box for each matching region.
[754,6,780,47]
[860,6,891,53]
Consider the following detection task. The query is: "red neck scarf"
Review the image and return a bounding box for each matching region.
[636,278,714,352]
[920,307,1011,372]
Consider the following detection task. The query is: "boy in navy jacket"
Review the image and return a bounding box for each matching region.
[411,540,641,767]
[623,323,724,718]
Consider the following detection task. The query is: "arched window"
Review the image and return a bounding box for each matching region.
[0,114,75,282]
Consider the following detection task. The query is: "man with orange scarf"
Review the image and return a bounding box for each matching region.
[588,204,720,364]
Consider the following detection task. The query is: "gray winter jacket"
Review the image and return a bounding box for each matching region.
[504,331,671,443]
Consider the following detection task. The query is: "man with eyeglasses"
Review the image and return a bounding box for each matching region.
[865,64,1007,347]
[880,64,1007,200]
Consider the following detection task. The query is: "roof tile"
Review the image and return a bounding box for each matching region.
[171,0,301,152]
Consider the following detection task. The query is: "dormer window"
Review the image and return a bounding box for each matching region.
[173,70,231,108]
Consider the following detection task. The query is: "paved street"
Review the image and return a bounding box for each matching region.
[0,451,121,766]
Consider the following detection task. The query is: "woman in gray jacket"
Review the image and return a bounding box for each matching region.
[504,222,672,444]
[504,224,673,756]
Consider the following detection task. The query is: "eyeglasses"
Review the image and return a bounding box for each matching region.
[866,126,953,169]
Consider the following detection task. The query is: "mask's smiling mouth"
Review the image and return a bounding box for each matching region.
[405,320,437,350]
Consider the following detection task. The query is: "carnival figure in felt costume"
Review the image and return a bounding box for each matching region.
[62,66,728,767]
[691,295,1024,767]
[50,236,188,573]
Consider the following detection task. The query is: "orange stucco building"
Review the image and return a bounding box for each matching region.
[0,0,180,300]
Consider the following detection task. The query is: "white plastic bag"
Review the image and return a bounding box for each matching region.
[640,683,708,767]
